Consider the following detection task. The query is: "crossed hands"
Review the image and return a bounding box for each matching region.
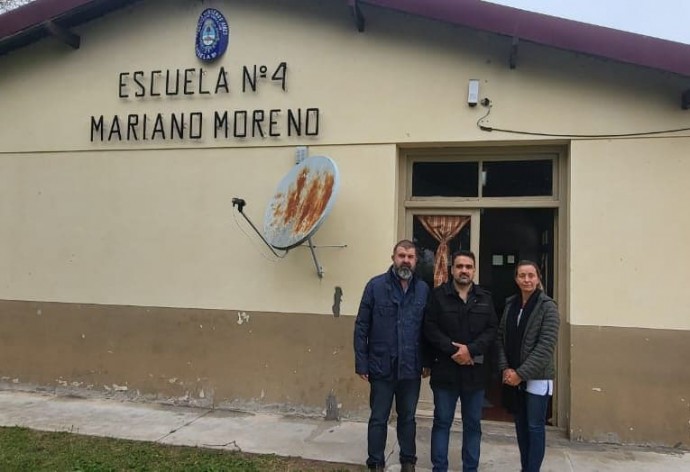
[450,342,474,366]
[502,368,523,387]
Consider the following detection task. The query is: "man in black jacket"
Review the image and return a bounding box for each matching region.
[424,250,498,472]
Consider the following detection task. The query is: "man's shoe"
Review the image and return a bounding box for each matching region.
[401,463,415,472]
[368,466,384,472]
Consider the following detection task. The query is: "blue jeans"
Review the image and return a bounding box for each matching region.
[367,377,421,468]
[514,391,550,472]
[431,387,484,472]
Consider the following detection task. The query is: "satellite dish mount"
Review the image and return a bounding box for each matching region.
[232,155,345,278]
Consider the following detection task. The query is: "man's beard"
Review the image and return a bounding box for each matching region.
[455,275,472,286]
[395,265,413,280]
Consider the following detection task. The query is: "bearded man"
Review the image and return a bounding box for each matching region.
[354,239,431,472]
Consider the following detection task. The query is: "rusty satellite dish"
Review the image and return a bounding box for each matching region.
[264,155,340,250]
[231,154,342,278]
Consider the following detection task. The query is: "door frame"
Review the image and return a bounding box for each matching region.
[397,144,569,429]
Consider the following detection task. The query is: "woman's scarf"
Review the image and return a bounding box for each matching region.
[504,289,542,370]
[502,289,542,413]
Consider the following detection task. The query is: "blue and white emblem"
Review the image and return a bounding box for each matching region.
[195,9,229,62]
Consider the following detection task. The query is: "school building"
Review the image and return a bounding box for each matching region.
[1,0,689,447]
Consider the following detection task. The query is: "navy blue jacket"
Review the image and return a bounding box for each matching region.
[353,267,430,380]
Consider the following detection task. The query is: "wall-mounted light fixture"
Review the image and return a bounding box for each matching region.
[468,79,479,107]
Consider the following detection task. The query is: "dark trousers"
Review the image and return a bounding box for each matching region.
[514,391,550,472]
[367,377,421,468]
[430,387,484,472]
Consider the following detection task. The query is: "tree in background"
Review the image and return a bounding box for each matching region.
[0,0,34,14]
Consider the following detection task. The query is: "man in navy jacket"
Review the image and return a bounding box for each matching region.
[354,240,430,472]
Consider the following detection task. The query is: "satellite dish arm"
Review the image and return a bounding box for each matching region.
[306,237,324,279]
[232,197,286,258]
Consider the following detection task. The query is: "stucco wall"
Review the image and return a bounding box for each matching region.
[0,144,396,315]
[1,0,687,315]
[570,137,690,331]
[569,137,690,446]
[0,0,687,153]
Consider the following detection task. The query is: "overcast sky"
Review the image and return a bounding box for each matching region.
[486,0,690,44]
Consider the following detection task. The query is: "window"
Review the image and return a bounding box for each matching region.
[482,160,552,197]
[412,162,479,197]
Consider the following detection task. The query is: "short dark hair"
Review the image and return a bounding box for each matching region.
[451,249,475,266]
[393,239,417,254]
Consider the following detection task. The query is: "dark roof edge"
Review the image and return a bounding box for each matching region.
[0,0,95,38]
[362,0,690,77]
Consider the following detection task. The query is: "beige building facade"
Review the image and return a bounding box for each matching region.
[1,0,689,448]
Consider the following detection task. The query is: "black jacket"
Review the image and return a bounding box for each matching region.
[424,282,498,390]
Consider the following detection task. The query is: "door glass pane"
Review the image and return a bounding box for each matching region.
[412,162,479,197]
[482,160,552,197]
[413,215,472,288]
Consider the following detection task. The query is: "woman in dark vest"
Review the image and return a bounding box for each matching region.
[497,260,560,472]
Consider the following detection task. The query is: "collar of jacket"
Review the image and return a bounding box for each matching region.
[441,280,487,298]
[505,290,550,307]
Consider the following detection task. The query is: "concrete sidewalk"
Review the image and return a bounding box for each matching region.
[0,390,687,471]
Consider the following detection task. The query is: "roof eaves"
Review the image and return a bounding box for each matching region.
[362,0,690,78]
[0,0,137,56]
[0,0,96,38]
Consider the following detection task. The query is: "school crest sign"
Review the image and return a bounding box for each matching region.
[195,8,229,62]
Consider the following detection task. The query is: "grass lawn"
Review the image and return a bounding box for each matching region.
[0,426,365,471]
